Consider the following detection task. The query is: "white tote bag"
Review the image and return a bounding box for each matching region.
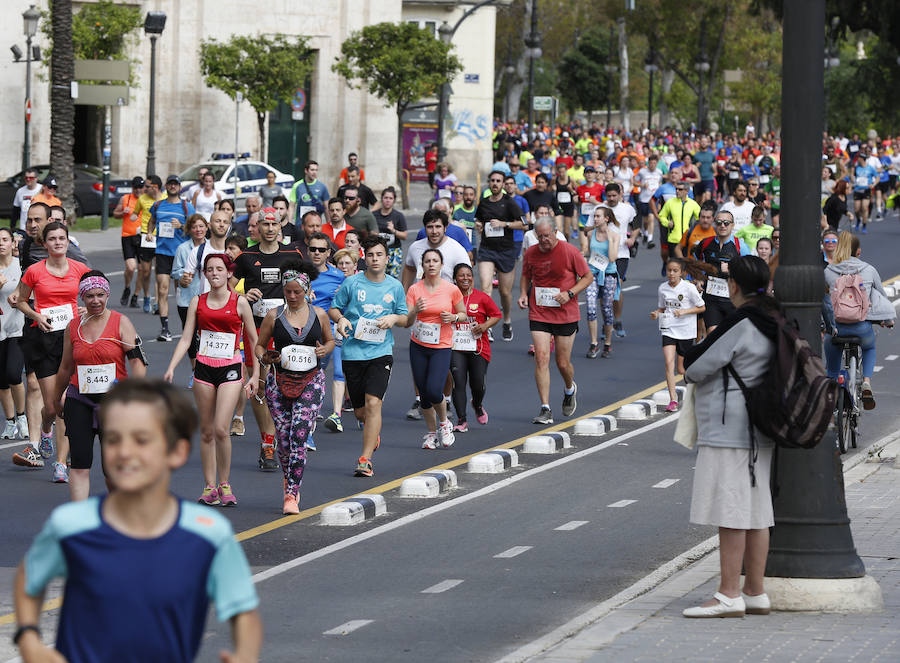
[673,383,697,449]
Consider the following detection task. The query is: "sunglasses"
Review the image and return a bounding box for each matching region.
[308,246,329,253]
[344,196,357,201]
[714,220,733,226]
[823,239,838,244]
[25,176,36,180]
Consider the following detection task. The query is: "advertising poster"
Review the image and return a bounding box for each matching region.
[403,123,438,182]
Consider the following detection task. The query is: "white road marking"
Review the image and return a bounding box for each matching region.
[421,579,464,594]
[555,520,589,531]
[494,546,532,559]
[106,270,124,277]
[0,441,28,451]
[607,500,637,508]
[622,285,640,292]
[652,479,680,489]
[885,354,898,361]
[323,620,373,635]
[874,366,883,373]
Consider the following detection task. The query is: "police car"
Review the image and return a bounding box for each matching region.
[178,154,294,211]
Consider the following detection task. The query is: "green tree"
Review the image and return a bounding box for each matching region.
[50,0,75,214]
[200,35,315,161]
[333,22,461,208]
[556,27,615,121]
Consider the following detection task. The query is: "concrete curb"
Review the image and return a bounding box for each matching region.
[616,399,656,420]
[398,470,458,498]
[467,449,519,473]
[652,385,686,408]
[573,415,617,437]
[523,432,572,454]
[320,494,386,526]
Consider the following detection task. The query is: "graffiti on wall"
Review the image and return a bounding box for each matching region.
[449,109,490,145]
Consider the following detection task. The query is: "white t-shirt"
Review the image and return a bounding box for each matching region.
[597,202,637,259]
[614,166,633,191]
[719,200,754,232]
[657,279,704,340]
[521,228,567,254]
[404,236,470,282]
[184,241,226,293]
[636,167,663,203]
[13,184,41,230]
[865,155,882,172]
[662,152,677,168]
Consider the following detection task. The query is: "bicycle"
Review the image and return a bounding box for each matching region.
[832,334,863,454]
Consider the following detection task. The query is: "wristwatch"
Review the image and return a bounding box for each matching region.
[567,290,575,300]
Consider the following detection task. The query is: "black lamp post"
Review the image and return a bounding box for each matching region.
[604,24,617,128]
[823,17,840,136]
[524,0,541,143]
[644,47,658,131]
[21,4,40,172]
[144,11,166,177]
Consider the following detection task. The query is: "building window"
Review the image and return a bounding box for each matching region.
[407,19,437,36]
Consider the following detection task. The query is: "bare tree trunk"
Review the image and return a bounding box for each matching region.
[618,17,629,132]
[657,69,675,129]
[397,113,409,209]
[50,0,75,215]
[505,0,533,121]
[257,112,266,163]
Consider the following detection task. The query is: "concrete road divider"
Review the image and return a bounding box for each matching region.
[574,415,618,436]
[616,399,656,420]
[467,449,519,473]
[321,494,387,526]
[652,386,686,408]
[884,284,897,298]
[523,432,572,454]
[398,470,458,498]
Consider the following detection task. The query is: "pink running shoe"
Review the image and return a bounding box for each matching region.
[665,400,678,412]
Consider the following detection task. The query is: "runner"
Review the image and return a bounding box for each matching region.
[404,248,467,449]
[130,175,164,313]
[288,160,330,223]
[190,171,222,221]
[0,228,27,444]
[112,176,145,307]
[450,263,501,433]
[53,270,146,500]
[676,200,717,259]
[575,166,605,254]
[11,169,40,231]
[599,182,637,338]
[734,205,774,253]
[374,186,408,278]
[692,210,751,334]
[15,221,91,482]
[553,162,577,238]
[518,217,593,424]
[164,253,259,506]
[256,259,333,513]
[658,181,701,275]
[171,214,209,368]
[650,258,705,411]
[584,207,621,359]
[329,236,408,477]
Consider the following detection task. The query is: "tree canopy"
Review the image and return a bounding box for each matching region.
[556,27,615,118]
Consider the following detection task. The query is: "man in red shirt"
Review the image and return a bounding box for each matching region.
[425,144,438,188]
[518,217,593,425]
[576,166,605,252]
[322,198,349,249]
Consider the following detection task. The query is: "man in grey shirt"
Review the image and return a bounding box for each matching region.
[342,185,379,237]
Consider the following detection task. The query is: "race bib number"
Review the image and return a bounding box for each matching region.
[157,221,175,238]
[198,330,236,359]
[252,298,283,318]
[728,171,739,180]
[773,195,780,207]
[77,363,115,394]
[658,312,674,334]
[855,176,869,187]
[580,203,595,217]
[298,205,315,220]
[438,189,453,199]
[759,175,770,184]
[452,323,477,352]
[260,267,281,284]
[536,287,561,307]
[414,321,441,345]
[41,305,73,332]
[140,234,157,249]
[706,276,729,298]
[465,228,473,242]
[589,251,609,272]
[557,191,572,204]
[280,344,317,371]
[354,317,387,343]
[484,222,505,238]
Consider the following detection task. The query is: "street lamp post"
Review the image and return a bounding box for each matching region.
[604,24,617,128]
[644,48,658,131]
[22,4,40,172]
[823,17,841,136]
[144,11,166,177]
[694,19,710,132]
[524,1,541,144]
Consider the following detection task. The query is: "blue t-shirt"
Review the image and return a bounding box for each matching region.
[512,193,529,243]
[853,164,877,191]
[693,149,715,181]
[290,178,330,219]
[331,272,408,361]
[24,497,258,663]
[513,171,532,192]
[151,199,192,256]
[310,264,345,312]
[879,156,891,182]
[490,161,512,176]
[415,223,473,252]
[740,163,760,181]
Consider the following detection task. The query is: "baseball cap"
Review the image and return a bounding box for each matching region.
[584,166,596,173]
[562,131,570,138]
[43,176,58,188]
[262,206,277,220]
[165,174,181,184]
[131,176,145,189]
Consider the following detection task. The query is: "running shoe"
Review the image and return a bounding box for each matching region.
[666,400,679,412]
[198,484,220,505]
[324,412,343,433]
[39,428,54,459]
[129,294,138,308]
[439,420,455,448]
[487,328,494,342]
[587,343,600,359]
[283,493,300,515]
[151,303,159,315]
[861,383,876,410]
[453,420,469,433]
[143,297,151,313]
[614,321,626,338]
[52,461,69,483]
[1,420,17,439]
[12,445,43,468]
[528,344,535,356]
[601,344,611,358]
[16,413,28,440]
[532,406,553,425]
[343,396,354,412]
[258,442,279,471]
[305,437,317,451]
[374,435,381,452]
[230,416,245,436]
[406,400,423,420]
[502,323,513,342]
[647,240,656,249]
[120,287,131,307]
[861,226,868,234]
[354,456,373,477]
[562,382,577,417]
[217,482,237,506]
[422,432,439,449]
[156,329,173,342]
[474,403,489,425]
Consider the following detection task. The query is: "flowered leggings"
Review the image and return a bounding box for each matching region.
[265,369,326,499]
[586,273,617,325]
[387,248,403,279]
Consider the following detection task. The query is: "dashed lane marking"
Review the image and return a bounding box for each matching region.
[622,285,641,292]
[885,355,898,361]
[555,521,589,531]
[421,579,464,594]
[494,546,532,559]
[874,366,883,373]
[323,620,374,636]
[607,500,637,508]
[652,479,680,489]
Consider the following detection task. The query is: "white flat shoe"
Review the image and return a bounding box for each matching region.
[683,591,745,618]
[742,592,771,615]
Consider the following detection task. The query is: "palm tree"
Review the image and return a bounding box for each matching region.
[50,0,75,215]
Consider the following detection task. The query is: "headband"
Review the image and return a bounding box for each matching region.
[79,276,110,299]
[282,270,310,291]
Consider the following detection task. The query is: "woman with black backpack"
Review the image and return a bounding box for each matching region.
[681,256,777,619]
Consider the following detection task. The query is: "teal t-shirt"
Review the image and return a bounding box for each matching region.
[331,271,408,361]
[693,149,715,181]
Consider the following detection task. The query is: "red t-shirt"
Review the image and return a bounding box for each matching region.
[322,223,348,249]
[22,258,91,327]
[522,241,589,324]
[577,183,605,205]
[459,288,501,361]
[556,155,575,170]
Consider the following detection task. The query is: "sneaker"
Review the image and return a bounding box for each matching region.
[474,403,489,425]
[198,484,220,505]
[1,420,17,439]
[15,414,28,440]
[156,329,172,342]
[258,442,278,471]
[151,303,159,315]
[354,456,374,477]
[502,323,513,342]
[587,343,600,359]
[601,344,611,358]
[528,344,535,356]
[861,226,868,234]
[12,445,43,468]
[283,493,300,515]
[52,461,69,483]
[39,427,54,459]
[129,294,138,308]
[532,406,553,425]
[562,383,577,417]
[629,242,639,258]
[861,383,876,410]
[666,400,679,412]
[453,420,468,433]
[305,437,317,451]
[143,297,151,313]
[324,412,343,433]
[217,482,237,506]
[422,432,439,450]
[406,400,423,420]
[229,416,245,436]
[487,328,494,342]
[614,321,627,338]
[439,420,455,448]
[647,240,656,249]
[343,396,354,412]
[120,286,131,307]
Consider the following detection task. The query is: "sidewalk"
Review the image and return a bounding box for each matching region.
[523,439,900,663]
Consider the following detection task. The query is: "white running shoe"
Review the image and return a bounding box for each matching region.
[422,432,439,450]
[16,414,29,440]
[439,420,455,448]
[1,420,17,439]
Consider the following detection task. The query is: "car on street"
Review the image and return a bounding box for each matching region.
[0,164,130,220]
[178,154,294,212]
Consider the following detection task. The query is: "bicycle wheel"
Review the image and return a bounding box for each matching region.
[836,387,850,454]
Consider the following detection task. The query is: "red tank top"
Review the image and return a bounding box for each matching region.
[68,311,128,391]
[196,291,243,366]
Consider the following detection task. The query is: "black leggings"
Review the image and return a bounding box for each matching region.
[177,305,198,360]
[450,350,488,422]
[64,395,102,470]
[0,337,24,389]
